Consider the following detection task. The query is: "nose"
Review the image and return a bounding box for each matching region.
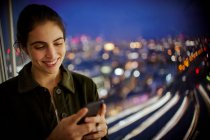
[46,45,56,59]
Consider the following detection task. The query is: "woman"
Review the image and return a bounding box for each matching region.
[0,4,108,140]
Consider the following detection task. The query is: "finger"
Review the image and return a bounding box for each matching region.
[64,108,88,124]
[84,115,97,123]
[78,123,96,135]
[83,131,106,140]
[93,123,108,133]
[74,108,89,123]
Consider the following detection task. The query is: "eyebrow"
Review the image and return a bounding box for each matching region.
[53,37,65,42]
[30,37,64,46]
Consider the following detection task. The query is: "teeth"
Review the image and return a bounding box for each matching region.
[44,59,57,65]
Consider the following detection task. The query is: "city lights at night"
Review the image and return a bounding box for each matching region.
[0,0,210,139]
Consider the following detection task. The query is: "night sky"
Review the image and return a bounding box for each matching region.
[1,0,210,41]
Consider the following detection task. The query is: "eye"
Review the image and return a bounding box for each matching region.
[54,41,64,46]
[34,44,45,50]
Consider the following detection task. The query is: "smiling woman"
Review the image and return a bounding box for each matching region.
[26,21,66,78]
[0,4,108,140]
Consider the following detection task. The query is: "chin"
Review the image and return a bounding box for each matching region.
[46,69,60,74]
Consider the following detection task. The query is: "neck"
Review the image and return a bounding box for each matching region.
[31,68,61,94]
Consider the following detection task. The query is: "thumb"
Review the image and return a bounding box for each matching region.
[99,103,106,117]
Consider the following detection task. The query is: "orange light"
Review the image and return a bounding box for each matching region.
[184,59,189,67]
[178,64,185,71]
[67,52,75,60]
[189,55,193,62]
[195,51,198,57]
[178,64,182,71]
[198,48,203,55]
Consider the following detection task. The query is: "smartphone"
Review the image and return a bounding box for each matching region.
[78,100,104,124]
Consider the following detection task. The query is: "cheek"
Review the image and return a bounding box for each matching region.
[60,46,66,56]
[29,51,45,61]
[62,48,66,56]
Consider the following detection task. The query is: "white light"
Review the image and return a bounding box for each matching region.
[67,64,74,70]
[187,51,191,56]
[166,73,172,83]
[127,52,139,60]
[133,70,140,77]
[98,88,108,98]
[104,43,115,51]
[108,92,172,134]
[114,68,124,76]
[185,40,195,46]
[182,75,186,82]
[130,42,141,49]
[102,53,109,60]
[171,55,176,62]
[101,66,112,74]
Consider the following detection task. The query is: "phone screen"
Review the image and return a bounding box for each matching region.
[78,100,104,124]
[85,100,104,117]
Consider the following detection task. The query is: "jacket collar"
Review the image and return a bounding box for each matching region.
[18,62,75,94]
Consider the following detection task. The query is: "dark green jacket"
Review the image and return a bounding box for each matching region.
[0,62,104,139]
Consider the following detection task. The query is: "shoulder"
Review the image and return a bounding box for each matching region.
[61,65,96,85]
[0,76,19,100]
[71,71,94,83]
[71,71,97,87]
[0,76,19,91]
[62,68,99,102]
[70,71,99,101]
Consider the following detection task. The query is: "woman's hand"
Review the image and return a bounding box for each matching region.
[47,108,97,140]
[83,104,108,140]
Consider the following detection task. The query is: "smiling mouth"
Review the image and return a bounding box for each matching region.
[43,58,59,67]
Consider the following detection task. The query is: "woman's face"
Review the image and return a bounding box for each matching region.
[26,21,66,75]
